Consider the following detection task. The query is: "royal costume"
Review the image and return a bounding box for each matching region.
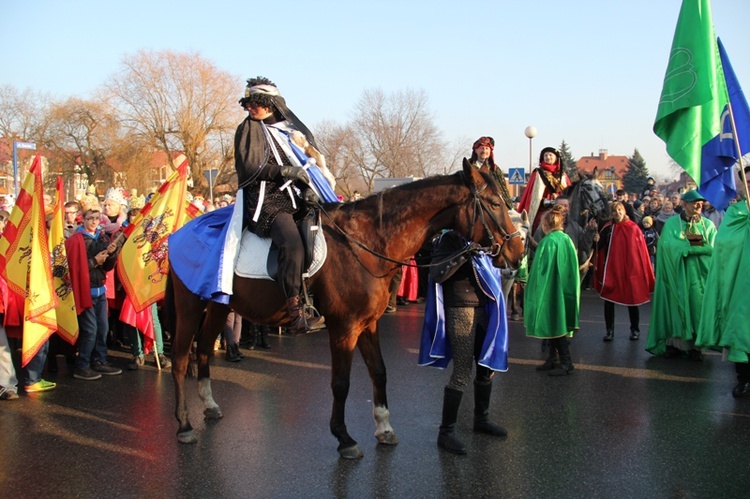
[517,147,571,233]
[646,210,717,356]
[524,230,580,339]
[696,201,750,361]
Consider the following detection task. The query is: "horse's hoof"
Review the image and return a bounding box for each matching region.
[178,431,197,444]
[376,431,399,446]
[338,444,364,460]
[204,407,224,420]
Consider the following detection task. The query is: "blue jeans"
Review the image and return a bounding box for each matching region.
[127,303,164,356]
[0,325,19,390]
[76,294,109,369]
[24,340,49,385]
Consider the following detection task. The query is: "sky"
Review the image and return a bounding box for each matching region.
[2,0,749,183]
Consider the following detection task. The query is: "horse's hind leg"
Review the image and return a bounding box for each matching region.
[195,303,230,420]
[329,330,363,459]
[357,324,398,446]
[170,276,202,444]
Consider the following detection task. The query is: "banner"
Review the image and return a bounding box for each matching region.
[0,154,58,366]
[49,176,79,344]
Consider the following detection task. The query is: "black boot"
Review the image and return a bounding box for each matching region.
[437,387,467,455]
[258,326,271,349]
[536,343,560,371]
[629,328,640,340]
[286,296,325,334]
[473,380,507,437]
[225,343,242,362]
[603,329,614,342]
[548,338,574,376]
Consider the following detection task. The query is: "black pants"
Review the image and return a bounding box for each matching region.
[736,362,750,383]
[269,213,304,299]
[604,301,640,331]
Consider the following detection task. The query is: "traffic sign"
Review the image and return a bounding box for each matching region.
[508,168,525,185]
[203,169,219,184]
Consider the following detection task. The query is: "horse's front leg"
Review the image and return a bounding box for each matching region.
[196,305,230,421]
[329,330,362,459]
[357,324,397,446]
[173,340,195,443]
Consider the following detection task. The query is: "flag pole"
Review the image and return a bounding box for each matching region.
[725,101,750,209]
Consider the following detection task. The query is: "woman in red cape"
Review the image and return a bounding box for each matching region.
[517,146,570,234]
[594,202,654,342]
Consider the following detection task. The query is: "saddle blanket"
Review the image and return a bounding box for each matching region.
[235,227,328,280]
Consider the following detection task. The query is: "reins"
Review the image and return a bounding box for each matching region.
[311,174,522,269]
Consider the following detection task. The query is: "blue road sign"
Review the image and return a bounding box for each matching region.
[508,168,525,185]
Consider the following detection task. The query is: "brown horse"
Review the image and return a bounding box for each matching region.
[166,159,525,459]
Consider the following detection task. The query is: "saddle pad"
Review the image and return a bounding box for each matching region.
[235,228,327,280]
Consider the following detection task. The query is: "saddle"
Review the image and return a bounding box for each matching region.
[235,207,328,281]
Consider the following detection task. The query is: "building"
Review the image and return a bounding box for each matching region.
[576,149,629,196]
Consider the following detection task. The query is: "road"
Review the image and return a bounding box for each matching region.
[2,290,748,498]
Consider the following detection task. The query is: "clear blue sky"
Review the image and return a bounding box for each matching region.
[2,0,749,182]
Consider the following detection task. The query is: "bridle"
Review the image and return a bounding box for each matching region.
[464,173,523,267]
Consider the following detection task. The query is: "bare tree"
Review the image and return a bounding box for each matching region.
[315,120,367,198]
[350,88,445,191]
[0,85,50,142]
[103,50,244,195]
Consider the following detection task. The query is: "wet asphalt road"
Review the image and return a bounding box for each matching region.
[2,289,749,498]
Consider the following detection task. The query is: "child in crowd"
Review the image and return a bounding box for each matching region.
[641,216,659,269]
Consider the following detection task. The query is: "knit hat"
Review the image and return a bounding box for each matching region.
[642,216,654,226]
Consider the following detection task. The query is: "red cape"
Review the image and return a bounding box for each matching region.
[594,219,654,305]
[65,232,94,315]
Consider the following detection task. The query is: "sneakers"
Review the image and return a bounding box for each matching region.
[74,368,102,381]
[0,386,20,400]
[92,362,122,375]
[128,355,145,371]
[25,379,57,393]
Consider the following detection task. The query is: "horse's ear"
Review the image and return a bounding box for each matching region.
[462,157,480,186]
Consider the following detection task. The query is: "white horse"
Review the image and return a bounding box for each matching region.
[500,209,530,319]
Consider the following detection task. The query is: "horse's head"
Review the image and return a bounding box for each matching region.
[565,175,611,227]
[458,159,525,269]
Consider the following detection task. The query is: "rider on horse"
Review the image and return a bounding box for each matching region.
[234,76,327,334]
[517,146,571,233]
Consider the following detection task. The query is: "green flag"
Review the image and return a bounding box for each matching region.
[653,0,729,183]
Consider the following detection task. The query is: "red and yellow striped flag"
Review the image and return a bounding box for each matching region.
[117,156,200,312]
[49,176,78,344]
[0,154,58,366]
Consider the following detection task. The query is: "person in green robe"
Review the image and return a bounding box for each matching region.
[696,170,750,397]
[524,205,580,376]
[646,190,717,360]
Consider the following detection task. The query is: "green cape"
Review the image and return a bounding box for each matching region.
[695,202,750,362]
[646,214,717,355]
[524,230,580,339]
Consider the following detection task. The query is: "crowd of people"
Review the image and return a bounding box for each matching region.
[1,78,748,463]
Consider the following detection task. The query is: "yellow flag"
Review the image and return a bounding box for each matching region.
[117,156,199,312]
[49,176,78,344]
[0,154,58,366]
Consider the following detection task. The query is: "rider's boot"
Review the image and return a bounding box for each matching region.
[286,296,325,334]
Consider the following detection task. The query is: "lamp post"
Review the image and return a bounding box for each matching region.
[12,141,36,198]
[523,126,536,197]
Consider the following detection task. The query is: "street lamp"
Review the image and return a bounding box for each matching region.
[524,126,537,171]
[12,140,36,198]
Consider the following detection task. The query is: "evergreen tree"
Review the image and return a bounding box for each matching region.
[622,148,650,194]
[558,140,579,181]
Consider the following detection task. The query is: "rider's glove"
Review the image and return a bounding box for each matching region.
[280,166,311,185]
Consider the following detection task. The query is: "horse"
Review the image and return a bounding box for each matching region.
[165,159,525,459]
[500,209,530,315]
[564,170,611,229]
